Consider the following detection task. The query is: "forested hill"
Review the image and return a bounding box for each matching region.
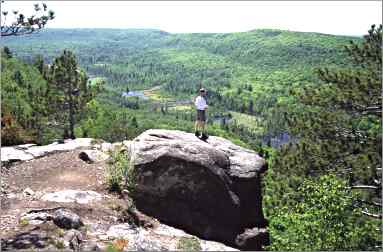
[2,28,360,111]
[2,28,357,63]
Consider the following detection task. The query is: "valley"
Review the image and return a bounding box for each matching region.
[2,28,358,147]
[1,24,381,251]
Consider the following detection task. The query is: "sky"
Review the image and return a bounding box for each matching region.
[2,1,382,36]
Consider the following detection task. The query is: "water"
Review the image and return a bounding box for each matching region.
[121,91,149,100]
[262,132,293,148]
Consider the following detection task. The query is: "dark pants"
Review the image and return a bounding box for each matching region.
[196,110,206,122]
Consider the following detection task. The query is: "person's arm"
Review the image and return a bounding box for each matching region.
[204,98,208,110]
[194,96,200,107]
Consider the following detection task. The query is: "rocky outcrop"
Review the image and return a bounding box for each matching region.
[1,131,269,251]
[1,138,94,164]
[2,207,237,251]
[128,129,269,250]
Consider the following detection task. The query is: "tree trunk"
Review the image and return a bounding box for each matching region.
[69,93,75,139]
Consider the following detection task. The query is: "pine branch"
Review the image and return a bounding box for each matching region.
[351,185,379,190]
[361,210,382,219]
[358,199,382,207]
[1,3,54,37]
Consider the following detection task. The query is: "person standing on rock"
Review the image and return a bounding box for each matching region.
[194,88,209,140]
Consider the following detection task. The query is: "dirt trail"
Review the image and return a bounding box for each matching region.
[3,150,105,193]
[0,150,124,239]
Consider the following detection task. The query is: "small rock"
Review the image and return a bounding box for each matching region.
[53,209,83,229]
[64,229,83,251]
[79,150,109,163]
[23,187,35,197]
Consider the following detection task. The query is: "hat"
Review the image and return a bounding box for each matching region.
[199,88,206,92]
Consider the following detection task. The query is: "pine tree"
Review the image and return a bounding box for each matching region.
[270,25,382,249]
[49,50,94,139]
[248,100,254,114]
[33,55,45,75]
[2,46,12,58]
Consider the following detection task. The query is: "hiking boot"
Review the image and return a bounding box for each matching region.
[195,131,200,137]
[201,133,209,140]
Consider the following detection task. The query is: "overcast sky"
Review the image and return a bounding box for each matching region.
[3,1,382,35]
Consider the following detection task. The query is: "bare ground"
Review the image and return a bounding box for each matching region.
[0,150,128,240]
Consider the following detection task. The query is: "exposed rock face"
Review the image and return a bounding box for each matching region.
[128,129,269,250]
[41,190,103,204]
[1,138,93,164]
[1,137,241,252]
[98,223,238,251]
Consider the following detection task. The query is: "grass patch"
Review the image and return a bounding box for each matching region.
[54,239,65,249]
[145,90,173,101]
[168,105,192,112]
[177,237,202,251]
[229,111,263,133]
[106,148,137,194]
[106,239,129,252]
[19,218,29,226]
[55,228,65,238]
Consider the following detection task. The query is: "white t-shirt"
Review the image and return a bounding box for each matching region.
[195,96,207,110]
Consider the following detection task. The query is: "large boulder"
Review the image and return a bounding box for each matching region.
[127,129,269,250]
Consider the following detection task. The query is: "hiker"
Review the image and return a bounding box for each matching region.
[194,88,209,140]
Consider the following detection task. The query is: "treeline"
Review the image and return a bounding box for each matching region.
[1,47,102,145]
